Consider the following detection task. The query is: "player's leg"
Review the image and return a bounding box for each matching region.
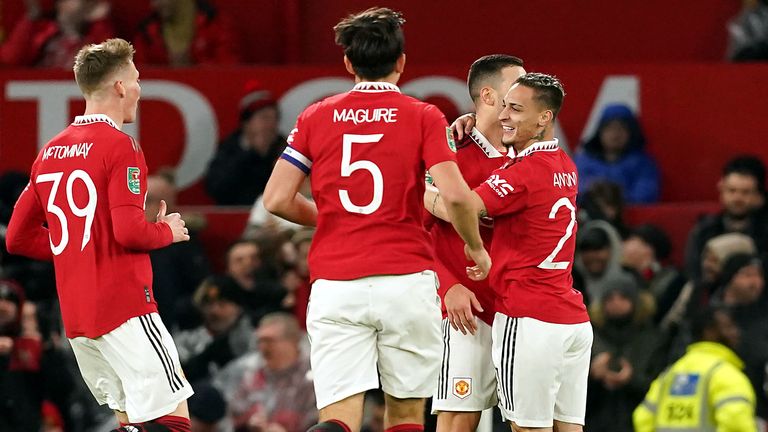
[551,322,593,432]
[433,317,496,432]
[375,271,443,431]
[68,336,130,420]
[98,313,194,430]
[492,315,564,432]
[307,278,380,432]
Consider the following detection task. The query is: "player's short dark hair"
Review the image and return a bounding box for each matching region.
[73,38,135,95]
[690,305,730,342]
[723,155,766,193]
[467,54,524,102]
[334,7,405,80]
[514,72,565,118]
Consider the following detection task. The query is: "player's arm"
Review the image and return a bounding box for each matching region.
[424,183,487,223]
[107,137,184,250]
[428,161,489,278]
[5,183,53,261]
[263,159,317,227]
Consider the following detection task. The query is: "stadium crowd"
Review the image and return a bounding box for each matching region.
[0,1,767,432]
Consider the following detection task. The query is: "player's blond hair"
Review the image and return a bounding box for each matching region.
[73,38,135,95]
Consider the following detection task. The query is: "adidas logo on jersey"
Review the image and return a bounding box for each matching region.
[486,175,514,197]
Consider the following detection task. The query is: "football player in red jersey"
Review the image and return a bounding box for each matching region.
[426,54,525,432]
[6,39,194,432]
[263,7,490,432]
[427,74,592,432]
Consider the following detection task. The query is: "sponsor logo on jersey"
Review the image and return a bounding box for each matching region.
[446,127,457,153]
[453,377,472,399]
[127,167,141,194]
[486,174,515,197]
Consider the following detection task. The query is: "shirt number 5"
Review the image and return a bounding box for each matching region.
[339,133,384,214]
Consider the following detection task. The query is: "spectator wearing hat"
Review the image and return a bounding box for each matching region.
[188,382,227,431]
[586,274,662,432]
[574,104,661,204]
[132,0,238,66]
[174,275,254,382]
[712,253,768,420]
[622,224,686,324]
[574,219,629,305]
[206,81,287,206]
[229,312,316,432]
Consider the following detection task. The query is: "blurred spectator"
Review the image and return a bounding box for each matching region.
[225,239,287,325]
[133,0,238,66]
[229,312,316,432]
[0,171,29,226]
[622,224,686,323]
[727,0,768,61]
[176,275,254,382]
[145,170,211,329]
[577,180,628,237]
[279,230,313,329]
[633,306,757,432]
[684,155,767,281]
[587,278,661,432]
[711,253,768,420]
[0,0,114,68]
[188,381,227,432]
[206,81,287,205]
[574,220,628,304]
[0,281,75,431]
[575,104,660,204]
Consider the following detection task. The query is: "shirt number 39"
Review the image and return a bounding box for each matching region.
[36,171,97,255]
[339,133,384,214]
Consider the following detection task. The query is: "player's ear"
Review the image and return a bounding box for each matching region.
[113,80,125,99]
[539,110,553,126]
[480,87,494,107]
[395,53,406,74]
[343,55,355,76]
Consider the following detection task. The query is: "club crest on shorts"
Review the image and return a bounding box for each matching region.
[453,377,472,399]
[127,167,141,194]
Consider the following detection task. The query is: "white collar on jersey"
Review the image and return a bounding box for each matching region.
[512,138,560,158]
[352,81,401,93]
[468,127,506,158]
[73,114,119,130]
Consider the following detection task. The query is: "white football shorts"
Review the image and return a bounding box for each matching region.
[307,270,443,409]
[492,313,592,427]
[432,317,497,413]
[68,313,194,423]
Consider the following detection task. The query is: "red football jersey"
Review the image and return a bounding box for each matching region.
[475,139,588,324]
[8,114,172,338]
[429,128,506,325]
[281,82,456,281]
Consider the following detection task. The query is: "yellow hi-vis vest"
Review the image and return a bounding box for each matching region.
[633,342,757,432]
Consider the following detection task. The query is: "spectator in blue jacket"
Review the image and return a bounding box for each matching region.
[575,104,661,204]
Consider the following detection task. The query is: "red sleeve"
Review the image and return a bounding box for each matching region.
[106,135,172,250]
[280,104,318,173]
[421,104,456,170]
[5,182,53,261]
[474,165,528,217]
[110,205,172,250]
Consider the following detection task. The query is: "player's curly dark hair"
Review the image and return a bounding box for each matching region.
[515,73,566,119]
[333,7,405,80]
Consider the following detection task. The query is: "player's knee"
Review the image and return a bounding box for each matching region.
[307,420,352,432]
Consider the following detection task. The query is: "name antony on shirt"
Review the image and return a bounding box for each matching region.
[333,108,398,125]
[553,171,577,189]
[42,142,94,161]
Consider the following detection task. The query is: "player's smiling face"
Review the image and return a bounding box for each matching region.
[498,83,546,148]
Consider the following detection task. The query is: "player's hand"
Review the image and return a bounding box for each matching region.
[445,284,483,335]
[464,245,491,281]
[450,113,476,140]
[157,199,190,243]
